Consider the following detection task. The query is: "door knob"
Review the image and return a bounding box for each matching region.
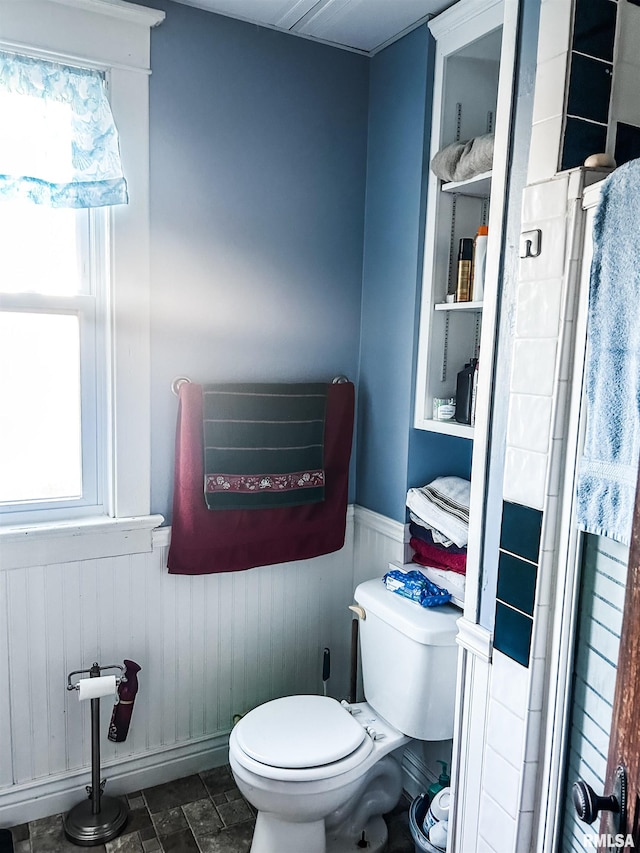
[573,780,619,824]
[572,765,627,833]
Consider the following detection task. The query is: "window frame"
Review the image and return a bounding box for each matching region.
[0,0,165,564]
[0,206,105,522]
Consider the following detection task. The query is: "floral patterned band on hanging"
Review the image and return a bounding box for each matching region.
[205,470,326,494]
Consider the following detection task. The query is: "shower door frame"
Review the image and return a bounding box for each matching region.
[536,180,611,853]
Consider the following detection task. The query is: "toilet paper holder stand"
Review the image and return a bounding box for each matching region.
[64,662,129,847]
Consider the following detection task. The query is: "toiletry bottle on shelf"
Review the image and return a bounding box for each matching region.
[455,359,477,424]
[471,225,488,301]
[455,238,473,302]
[470,359,479,426]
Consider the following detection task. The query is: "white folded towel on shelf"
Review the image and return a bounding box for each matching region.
[409,512,456,547]
[406,476,471,548]
[420,565,466,599]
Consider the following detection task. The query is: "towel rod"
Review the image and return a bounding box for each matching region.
[171,375,349,396]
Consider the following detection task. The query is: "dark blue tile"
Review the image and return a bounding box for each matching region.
[497,551,537,616]
[500,502,542,564]
[494,602,533,668]
[572,0,617,62]
[566,53,613,125]
[615,122,640,168]
[561,117,608,171]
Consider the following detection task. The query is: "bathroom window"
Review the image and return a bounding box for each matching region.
[0,201,106,521]
[0,0,164,542]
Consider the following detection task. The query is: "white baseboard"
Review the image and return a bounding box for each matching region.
[0,732,230,828]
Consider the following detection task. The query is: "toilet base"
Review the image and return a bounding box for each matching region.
[326,814,388,853]
[249,812,388,853]
[250,813,325,853]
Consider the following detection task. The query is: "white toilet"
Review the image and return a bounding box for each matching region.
[229,576,460,853]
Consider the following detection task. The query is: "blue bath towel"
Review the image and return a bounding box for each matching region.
[576,159,640,545]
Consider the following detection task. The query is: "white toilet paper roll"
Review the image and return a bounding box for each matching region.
[77,675,116,701]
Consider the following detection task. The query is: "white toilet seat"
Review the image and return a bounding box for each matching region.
[236,695,366,768]
[230,696,376,782]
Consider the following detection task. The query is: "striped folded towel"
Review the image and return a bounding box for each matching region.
[406,476,471,548]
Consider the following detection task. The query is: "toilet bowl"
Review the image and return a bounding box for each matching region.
[229,577,460,853]
[229,694,408,853]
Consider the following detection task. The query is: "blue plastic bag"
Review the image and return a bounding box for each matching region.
[382,569,452,607]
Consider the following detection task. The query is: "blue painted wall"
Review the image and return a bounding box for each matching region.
[142,0,537,529]
[144,2,369,520]
[356,25,473,521]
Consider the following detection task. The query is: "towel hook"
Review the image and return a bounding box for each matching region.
[332,375,349,384]
[171,377,191,396]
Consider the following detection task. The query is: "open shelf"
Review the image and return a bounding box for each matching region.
[435,300,484,312]
[421,418,474,439]
[441,170,492,198]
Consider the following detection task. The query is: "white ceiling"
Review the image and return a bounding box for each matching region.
[169,0,456,55]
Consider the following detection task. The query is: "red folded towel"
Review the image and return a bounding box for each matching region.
[168,381,354,575]
[410,536,467,575]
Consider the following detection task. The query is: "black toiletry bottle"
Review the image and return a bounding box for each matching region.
[455,359,477,424]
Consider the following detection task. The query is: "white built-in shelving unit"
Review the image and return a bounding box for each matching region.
[414,0,520,628]
[414,0,515,440]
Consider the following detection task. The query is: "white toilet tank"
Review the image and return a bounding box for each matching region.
[354,577,459,740]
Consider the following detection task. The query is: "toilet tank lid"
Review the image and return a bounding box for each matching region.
[354,578,460,646]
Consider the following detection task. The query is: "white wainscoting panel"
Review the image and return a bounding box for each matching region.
[0,514,356,826]
[0,504,450,827]
[352,505,406,587]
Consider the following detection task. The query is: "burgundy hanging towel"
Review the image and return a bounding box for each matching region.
[167,380,354,575]
[108,660,141,743]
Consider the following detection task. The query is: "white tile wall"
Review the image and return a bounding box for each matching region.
[482,172,594,853]
[510,339,558,396]
[536,1,572,66]
[503,447,547,509]
[524,711,543,762]
[616,1,640,64]
[531,53,568,126]
[527,0,573,185]
[490,651,529,717]
[613,3,640,132]
[519,220,567,282]
[516,810,536,853]
[522,177,569,223]
[486,699,525,768]
[478,793,517,852]
[515,279,562,338]
[483,746,522,818]
[507,394,553,455]
[521,760,540,812]
[528,117,563,185]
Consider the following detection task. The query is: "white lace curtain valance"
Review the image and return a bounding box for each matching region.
[0,50,128,208]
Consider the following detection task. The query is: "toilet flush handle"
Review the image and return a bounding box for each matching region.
[348,605,366,620]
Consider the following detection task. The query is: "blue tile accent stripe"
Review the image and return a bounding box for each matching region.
[495,501,542,667]
[497,551,537,617]
[561,0,617,171]
[494,603,533,668]
[500,501,542,563]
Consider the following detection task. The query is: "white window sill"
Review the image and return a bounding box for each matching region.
[0,514,164,571]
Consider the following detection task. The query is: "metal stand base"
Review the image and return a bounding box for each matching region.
[63,795,128,847]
